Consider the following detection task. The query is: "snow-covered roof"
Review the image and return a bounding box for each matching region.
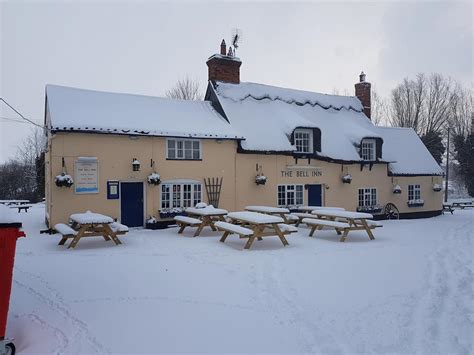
[211,81,443,175]
[378,127,443,175]
[212,81,382,160]
[46,85,244,140]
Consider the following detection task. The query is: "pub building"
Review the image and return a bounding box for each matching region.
[44,40,443,228]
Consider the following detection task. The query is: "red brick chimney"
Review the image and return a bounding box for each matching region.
[207,39,242,84]
[355,71,371,119]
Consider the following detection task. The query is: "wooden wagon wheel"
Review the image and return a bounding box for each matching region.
[384,203,400,220]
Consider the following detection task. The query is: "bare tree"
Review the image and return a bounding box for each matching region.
[449,84,472,138]
[389,74,426,134]
[165,76,201,101]
[421,73,454,135]
[16,127,46,166]
[371,89,389,126]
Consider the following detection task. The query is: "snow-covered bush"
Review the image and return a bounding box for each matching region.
[255,174,267,185]
[195,202,208,209]
[407,199,425,207]
[393,185,402,194]
[147,217,157,224]
[432,184,442,192]
[342,174,352,184]
[147,173,161,185]
[55,173,74,188]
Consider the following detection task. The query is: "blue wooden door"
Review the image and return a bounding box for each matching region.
[307,184,322,206]
[120,182,144,227]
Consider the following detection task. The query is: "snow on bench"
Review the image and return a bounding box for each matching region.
[215,221,254,237]
[302,218,350,230]
[284,214,299,221]
[110,222,129,234]
[278,223,298,233]
[174,216,202,226]
[54,223,77,236]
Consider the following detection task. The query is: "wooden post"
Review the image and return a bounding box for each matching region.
[444,127,450,203]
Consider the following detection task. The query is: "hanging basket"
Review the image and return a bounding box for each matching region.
[393,185,402,194]
[432,184,442,192]
[55,173,74,188]
[147,173,161,186]
[341,174,352,184]
[255,174,267,185]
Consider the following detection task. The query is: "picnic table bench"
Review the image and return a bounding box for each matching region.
[175,206,228,237]
[297,206,345,212]
[9,204,32,213]
[55,211,127,249]
[219,211,296,250]
[451,200,474,209]
[442,203,454,214]
[307,210,381,242]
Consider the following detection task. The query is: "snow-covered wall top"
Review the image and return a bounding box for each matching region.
[213,81,381,160]
[46,85,244,140]
[378,127,443,175]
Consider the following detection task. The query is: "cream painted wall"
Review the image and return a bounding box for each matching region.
[46,132,443,227]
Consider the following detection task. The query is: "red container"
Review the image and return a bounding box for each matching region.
[0,223,25,339]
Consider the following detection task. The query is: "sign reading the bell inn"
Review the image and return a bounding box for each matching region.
[75,157,99,194]
[281,166,322,178]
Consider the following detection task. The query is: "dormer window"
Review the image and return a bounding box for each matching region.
[361,139,376,161]
[294,129,313,154]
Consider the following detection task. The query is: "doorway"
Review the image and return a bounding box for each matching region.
[307,184,322,206]
[120,182,144,227]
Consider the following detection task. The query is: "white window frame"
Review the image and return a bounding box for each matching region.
[361,139,376,161]
[277,184,304,208]
[166,138,202,160]
[160,181,202,210]
[358,187,377,207]
[408,184,421,201]
[294,129,313,154]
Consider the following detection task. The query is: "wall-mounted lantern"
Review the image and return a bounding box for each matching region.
[132,158,140,172]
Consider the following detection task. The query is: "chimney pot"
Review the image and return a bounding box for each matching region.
[359,71,366,82]
[355,71,371,119]
[220,39,226,55]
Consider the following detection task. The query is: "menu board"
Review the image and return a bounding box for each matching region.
[75,157,99,194]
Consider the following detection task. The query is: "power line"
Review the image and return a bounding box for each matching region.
[0,98,44,128]
[0,116,31,124]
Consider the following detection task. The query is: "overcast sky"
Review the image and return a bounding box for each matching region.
[1,0,472,163]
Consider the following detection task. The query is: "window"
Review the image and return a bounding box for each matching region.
[361,139,376,161]
[358,188,377,207]
[161,182,202,210]
[277,185,304,207]
[408,184,421,201]
[167,139,201,160]
[294,129,313,154]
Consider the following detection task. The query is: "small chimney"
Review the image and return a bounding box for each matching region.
[207,39,242,84]
[220,39,226,55]
[355,71,371,119]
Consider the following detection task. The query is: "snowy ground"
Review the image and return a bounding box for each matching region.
[7,204,473,354]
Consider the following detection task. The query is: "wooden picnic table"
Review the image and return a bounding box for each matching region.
[310,209,377,241]
[182,206,228,237]
[224,211,289,249]
[9,204,32,213]
[245,205,294,224]
[61,211,121,249]
[0,200,30,206]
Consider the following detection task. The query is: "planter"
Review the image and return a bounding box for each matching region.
[393,185,402,194]
[55,173,74,188]
[146,222,162,230]
[159,209,185,219]
[407,200,425,207]
[147,173,161,186]
[342,174,352,184]
[357,205,383,214]
[432,184,442,192]
[255,175,267,185]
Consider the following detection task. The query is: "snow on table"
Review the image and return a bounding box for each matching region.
[245,206,290,214]
[227,211,284,224]
[185,206,228,216]
[311,209,373,220]
[69,211,114,224]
